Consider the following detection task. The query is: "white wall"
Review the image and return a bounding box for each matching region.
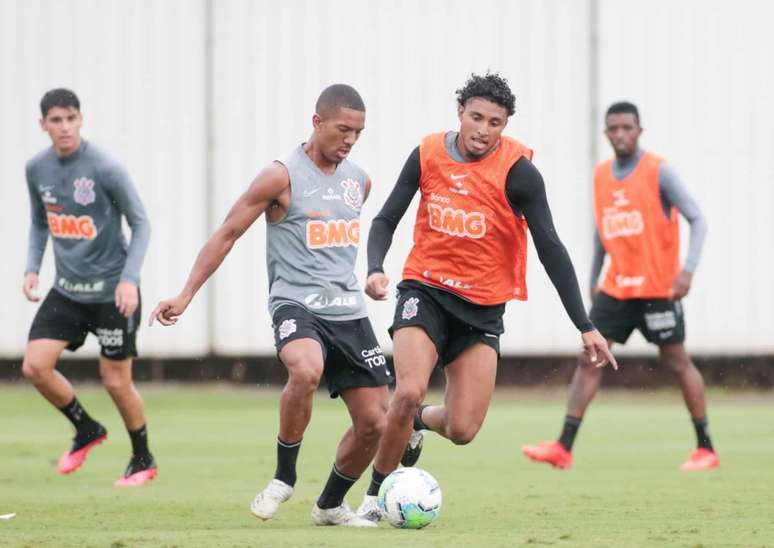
[1,0,771,357]
[597,0,774,353]
[0,0,209,357]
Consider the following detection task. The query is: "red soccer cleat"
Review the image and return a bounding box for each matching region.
[522,441,573,469]
[680,448,719,471]
[58,433,107,475]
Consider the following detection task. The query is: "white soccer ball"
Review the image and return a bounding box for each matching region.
[377,467,442,529]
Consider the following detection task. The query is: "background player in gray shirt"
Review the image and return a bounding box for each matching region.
[150,84,390,527]
[21,89,155,486]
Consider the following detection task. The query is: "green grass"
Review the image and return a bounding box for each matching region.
[1,384,773,547]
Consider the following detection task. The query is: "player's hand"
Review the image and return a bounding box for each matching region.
[581,329,617,370]
[365,272,390,301]
[22,272,41,302]
[672,270,692,300]
[149,295,190,327]
[115,281,139,318]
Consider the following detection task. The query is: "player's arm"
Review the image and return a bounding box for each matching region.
[506,157,617,369]
[365,146,421,300]
[24,163,49,302]
[103,162,151,317]
[149,163,289,326]
[589,230,606,300]
[659,163,707,299]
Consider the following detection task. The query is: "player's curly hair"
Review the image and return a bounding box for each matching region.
[455,72,515,116]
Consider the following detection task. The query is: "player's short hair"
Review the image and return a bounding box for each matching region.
[456,72,516,117]
[40,88,80,117]
[605,101,640,125]
[315,84,365,117]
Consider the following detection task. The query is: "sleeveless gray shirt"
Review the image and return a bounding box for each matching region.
[267,145,368,320]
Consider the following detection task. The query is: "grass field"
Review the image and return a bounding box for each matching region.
[1,384,772,548]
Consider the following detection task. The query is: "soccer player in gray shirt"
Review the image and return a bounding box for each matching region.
[150,84,390,527]
[21,89,155,486]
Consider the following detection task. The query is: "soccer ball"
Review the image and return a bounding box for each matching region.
[378,467,442,529]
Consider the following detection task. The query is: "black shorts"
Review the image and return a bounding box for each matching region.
[590,291,685,345]
[29,288,141,360]
[271,304,393,398]
[390,280,504,367]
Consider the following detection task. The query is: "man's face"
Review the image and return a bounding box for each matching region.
[604,112,641,157]
[40,106,82,156]
[457,98,509,160]
[312,107,365,164]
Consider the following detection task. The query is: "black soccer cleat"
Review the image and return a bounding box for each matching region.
[400,430,425,467]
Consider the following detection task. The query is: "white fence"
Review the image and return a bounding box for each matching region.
[1,0,772,357]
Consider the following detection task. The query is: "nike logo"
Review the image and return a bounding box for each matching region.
[303,188,321,197]
[484,333,498,338]
[39,185,54,192]
[103,347,123,356]
[450,173,468,181]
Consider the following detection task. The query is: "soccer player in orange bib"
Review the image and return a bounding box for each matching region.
[522,102,716,471]
[355,73,616,521]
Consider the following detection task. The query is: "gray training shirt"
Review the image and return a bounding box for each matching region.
[266,145,369,321]
[590,148,707,289]
[25,140,151,303]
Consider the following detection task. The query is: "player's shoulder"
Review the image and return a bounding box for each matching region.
[82,140,123,169]
[25,147,56,177]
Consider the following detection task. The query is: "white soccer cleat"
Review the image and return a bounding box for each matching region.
[250,479,294,520]
[312,502,378,527]
[356,494,382,523]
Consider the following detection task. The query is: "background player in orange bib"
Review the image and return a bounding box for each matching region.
[522,102,716,471]
[355,73,616,521]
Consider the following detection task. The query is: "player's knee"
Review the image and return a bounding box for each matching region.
[447,423,479,445]
[101,373,132,395]
[286,361,323,393]
[392,385,426,418]
[354,411,387,443]
[21,359,46,383]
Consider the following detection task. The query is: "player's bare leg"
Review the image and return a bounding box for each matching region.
[358,327,436,522]
[21,339,72,407]
[100,357,157,486]
[252,338,324,520]
[522,339,615,469]
[313,385,388,527]
[22,339,107,474]
[420,342,497,445]
[659,343,718,470]
[372,327,437,475]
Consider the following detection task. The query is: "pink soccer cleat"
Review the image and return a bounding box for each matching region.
[114,453,158,487]
[58,429,108,475]
[680,448,719,471]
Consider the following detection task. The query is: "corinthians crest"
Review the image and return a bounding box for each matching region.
[73,177,96,206]
[340,178,362,211]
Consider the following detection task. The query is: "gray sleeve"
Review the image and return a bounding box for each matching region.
[103,163,151,285]
[659,163,707,273]
[589,229,606,290]
[25,164,49,274]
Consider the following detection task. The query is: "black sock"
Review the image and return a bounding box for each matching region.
[558,415,582,451]
[274,437,302,487]
[58,397,99,432]
[414,404,430,431]
[692,416,714,451]
[317,464,358,509]
[366,467,387,497]
[129,424,150,457]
